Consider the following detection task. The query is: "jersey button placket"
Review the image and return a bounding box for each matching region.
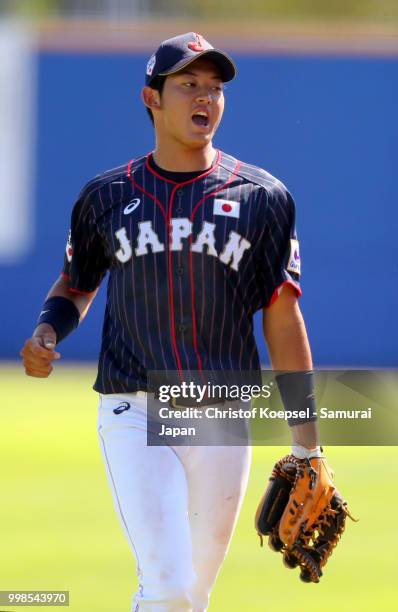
[176,189,183,214]
[176,193,186,330]
[176,190,186,334]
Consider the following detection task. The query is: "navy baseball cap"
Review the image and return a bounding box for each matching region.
[145,32,237,86]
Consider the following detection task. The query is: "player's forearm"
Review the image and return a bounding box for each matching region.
[263,301,312,371]
[45,274,98,321]
[265,317,319,448]
[31,276,97,345]
[263,295,319,449]
[21,276,97,376]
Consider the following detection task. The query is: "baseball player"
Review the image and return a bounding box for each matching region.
[21,33,321,610]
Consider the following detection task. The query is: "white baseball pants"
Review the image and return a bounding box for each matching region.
[97,393,251,612]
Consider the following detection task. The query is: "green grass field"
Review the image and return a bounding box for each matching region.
[1,363,397,612]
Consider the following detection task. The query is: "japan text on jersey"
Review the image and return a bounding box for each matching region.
[62,151,301,393]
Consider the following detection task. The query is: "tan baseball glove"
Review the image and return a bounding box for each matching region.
[255,454,356,583]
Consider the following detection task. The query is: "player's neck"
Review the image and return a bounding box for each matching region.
[152,142,217,172]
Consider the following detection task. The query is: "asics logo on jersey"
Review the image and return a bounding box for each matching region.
[124,198,141,215]
[114,219,251,271]
[113,401,131,415]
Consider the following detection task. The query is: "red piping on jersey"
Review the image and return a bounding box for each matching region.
[61,272,96,295]
[165,155,222,374]
[166,151,225,372]
[127,159,167,219]
[267,279,302,308]
[190,160,241,221]
[126,152,227,376]
[188,159,242,374]
[145,150,221,185]
[68,287,96,296]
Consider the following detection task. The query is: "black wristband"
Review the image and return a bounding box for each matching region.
[275,371,317,426]
[36,296,80,344]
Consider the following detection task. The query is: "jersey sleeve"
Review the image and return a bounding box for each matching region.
[257,185,302,308]
[62,190,110,293]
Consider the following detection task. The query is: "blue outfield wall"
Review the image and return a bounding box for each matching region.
[1,51,397,366]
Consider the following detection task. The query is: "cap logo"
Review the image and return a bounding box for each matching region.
[188,33,207,52]
[146,54,156,76]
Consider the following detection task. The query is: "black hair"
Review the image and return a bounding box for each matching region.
[145,76,166,125]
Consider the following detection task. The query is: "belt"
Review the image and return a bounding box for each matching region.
[134,390,148,398]
[132,391,226,409]
[168,397,226,409]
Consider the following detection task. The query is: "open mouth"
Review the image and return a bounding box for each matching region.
[192,111,210,128]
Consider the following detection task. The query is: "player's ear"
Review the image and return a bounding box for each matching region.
[141,87,161,112]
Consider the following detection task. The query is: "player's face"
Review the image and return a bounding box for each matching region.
[156,59,225,149]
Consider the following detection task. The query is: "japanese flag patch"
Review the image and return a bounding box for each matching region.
[287,239,301,276]
[213,199,240,219]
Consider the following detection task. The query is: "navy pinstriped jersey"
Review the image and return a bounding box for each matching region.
[62,150,301,394]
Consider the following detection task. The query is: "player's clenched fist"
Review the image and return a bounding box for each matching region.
[20,323,60,378]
